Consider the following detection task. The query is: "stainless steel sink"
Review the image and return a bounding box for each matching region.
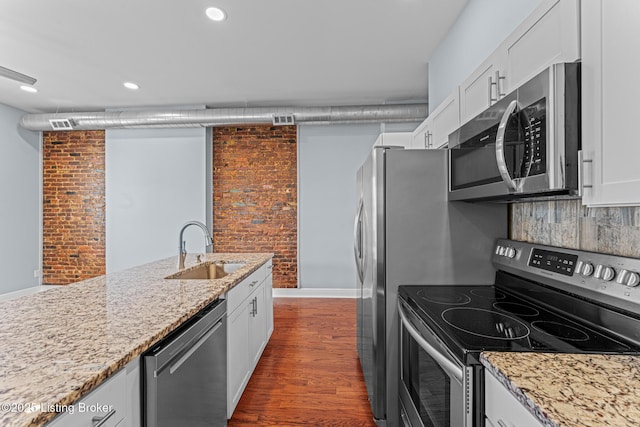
[165,262,246,280]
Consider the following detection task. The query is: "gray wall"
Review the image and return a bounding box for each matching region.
[428,0,542,110]
[298,123,417,289]
[106,127,211,273]
[0,103,41,293]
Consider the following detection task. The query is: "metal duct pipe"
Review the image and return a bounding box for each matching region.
[19,103,427,131]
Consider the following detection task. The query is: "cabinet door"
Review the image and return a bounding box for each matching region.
[248,283,267,367]
[429,90,460,149]
[582,0,640,206]
[459,54,504,125]
[411,117,432,149]
[485,373,543,427]
[503,0,580,91]
[374,132,412,148]
[264,266,274,337]
[46,369,127,427]
[227,303,251,417]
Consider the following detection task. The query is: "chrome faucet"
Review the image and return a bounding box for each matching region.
[178,221,213,269]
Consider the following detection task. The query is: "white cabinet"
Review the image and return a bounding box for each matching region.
[458,0,580,125]
[46,358,140,427]
[459,51,505,124]
[581,0,640,206]
[373,132,412,148]
[412,90,460,149]
[226,259,273,418]
[502,0,580,91]
[485,372,543,427]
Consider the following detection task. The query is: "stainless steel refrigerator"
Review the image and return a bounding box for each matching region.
[354,146,507,426]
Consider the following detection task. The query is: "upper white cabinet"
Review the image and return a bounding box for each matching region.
[411,90,460,149]
[581,0,640,206]
[459,51,505,124]
[373,132,412,148]
[502,0,580,91]
[458,0,580,125]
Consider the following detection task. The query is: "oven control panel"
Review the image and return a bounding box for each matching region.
[528,248,578,276]
[493,239,640,314]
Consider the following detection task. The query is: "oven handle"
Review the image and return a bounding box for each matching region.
[495,99,519,192]
[398,301,463,384]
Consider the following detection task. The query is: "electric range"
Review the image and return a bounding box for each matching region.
[397,239,640,427]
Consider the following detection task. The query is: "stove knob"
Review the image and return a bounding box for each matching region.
[594,265,616,281]
[505,247,517,258]
[616,270,640,287]
[580,262,595,277]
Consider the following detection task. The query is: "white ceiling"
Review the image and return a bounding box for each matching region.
[0,0,468,114]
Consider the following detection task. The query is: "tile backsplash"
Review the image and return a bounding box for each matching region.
[510,199,640,258]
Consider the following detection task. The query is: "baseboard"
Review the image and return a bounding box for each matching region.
[273,288,359,298]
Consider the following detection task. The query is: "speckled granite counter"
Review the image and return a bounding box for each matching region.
[481,352,640,426]
[0,253,272,427]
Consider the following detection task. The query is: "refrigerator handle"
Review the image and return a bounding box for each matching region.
[353,199,364,283]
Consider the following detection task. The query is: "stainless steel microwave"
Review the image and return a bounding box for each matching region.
[448,62,580,202]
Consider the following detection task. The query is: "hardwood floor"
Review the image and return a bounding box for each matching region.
[228,298,377,427]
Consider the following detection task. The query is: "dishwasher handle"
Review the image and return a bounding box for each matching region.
[168,319,223,375]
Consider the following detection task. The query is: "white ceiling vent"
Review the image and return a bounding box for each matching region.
[272,114,295,126]
[48,118,76,130]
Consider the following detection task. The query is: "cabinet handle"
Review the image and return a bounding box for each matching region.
[496,419,508,427]
[250,280,259,287]
[489,70,506,104]
[580,150,593,193]
[250,297,257,317]
[92,409,116,427]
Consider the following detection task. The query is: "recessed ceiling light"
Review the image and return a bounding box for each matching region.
[206,7,227,22]
[20,85,38,93]
[123,82,140,90]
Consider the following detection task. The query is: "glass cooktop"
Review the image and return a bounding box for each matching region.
[399,273,640,364]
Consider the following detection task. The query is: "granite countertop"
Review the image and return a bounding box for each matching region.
[0,253,272,427]
[481,351,640,426]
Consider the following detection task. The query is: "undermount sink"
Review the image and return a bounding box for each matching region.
[165,261,246,280]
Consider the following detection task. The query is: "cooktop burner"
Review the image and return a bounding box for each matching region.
[442,308,530,340]
[493,302,540,317]
[417,288,471,305]
[470,288,506,300]
[531,321,590,342]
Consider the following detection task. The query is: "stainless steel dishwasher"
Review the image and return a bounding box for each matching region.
[143,299,227,427]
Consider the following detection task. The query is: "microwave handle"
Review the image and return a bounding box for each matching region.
[495,99,519,192]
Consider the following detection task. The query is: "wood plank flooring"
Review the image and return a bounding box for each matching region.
[228,298,377,427]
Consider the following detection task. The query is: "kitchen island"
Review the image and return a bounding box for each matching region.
[481,351,640,426]
[0,253,272,427]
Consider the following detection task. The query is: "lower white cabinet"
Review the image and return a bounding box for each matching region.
[226,259,273,418]
[46,358,140,427]
[485,371,543,427]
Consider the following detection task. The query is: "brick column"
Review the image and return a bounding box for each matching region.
[42,131,106,285]
[213,126,298,288]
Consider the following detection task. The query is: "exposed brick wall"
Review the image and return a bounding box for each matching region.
[213,126,298,288]
[43,131,106,285]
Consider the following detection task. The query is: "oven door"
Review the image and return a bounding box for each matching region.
[398,299,472,427]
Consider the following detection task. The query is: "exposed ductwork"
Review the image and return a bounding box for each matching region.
[19,103,428,131]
